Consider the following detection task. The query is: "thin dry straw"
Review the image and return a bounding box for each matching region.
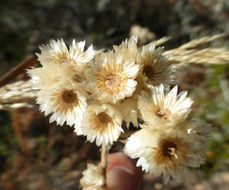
[164,34,229,65]
[154,37,171,47]
[0,80,37,110]
[164,48,229,65]
[175,34,225,50]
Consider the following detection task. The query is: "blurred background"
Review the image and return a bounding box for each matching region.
[0,0,229,189]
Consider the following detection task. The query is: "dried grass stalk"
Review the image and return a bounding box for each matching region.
[164,34,229,65]
[154,36,171,47]
[0,80,37,110]
[139,36,171,50]
[176,34,225,50]
[165,48,229,65]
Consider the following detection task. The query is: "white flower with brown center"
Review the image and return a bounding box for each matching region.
[37,83,87,128]
[85,51,140,103]
[37,39,95,72]
[138,43,175,86]
[138,84,193,128]
[124,127,205,183]
[78,103,123,146]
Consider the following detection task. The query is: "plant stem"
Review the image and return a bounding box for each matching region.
[100,143,108,188]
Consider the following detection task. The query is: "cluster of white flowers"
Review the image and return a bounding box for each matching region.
[28,36,210,184]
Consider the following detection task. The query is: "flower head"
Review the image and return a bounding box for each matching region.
[37,39,95,72]
[37,82,87,128]
[138,43,175,86]
[124,126,206,183]
[86,51,139,103]
[78,103,123,146]
[138,84,193,128]
[27,62,74,90]
[113,36,139,63]
[80,163,105,189]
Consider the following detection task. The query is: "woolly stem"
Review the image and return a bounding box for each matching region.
[100,143,108,188]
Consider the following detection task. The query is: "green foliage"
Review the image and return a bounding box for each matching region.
[191,64,229,176]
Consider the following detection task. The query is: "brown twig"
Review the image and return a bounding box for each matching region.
[0,56,38,87]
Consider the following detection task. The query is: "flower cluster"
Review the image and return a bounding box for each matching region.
[125,85,210,182]
[28,36,210,183]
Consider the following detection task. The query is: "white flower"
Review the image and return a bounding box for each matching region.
[124,126,206,183]
[78,103,123,146]
[29,39,96,92]
[137,43,175,86]
[37,39,95,72]
[80,163,105,189]
[27,62,74,90]
[85,51,139,103]
[138,84,193,128]
[113,36,139,63]
[37,82,87,128]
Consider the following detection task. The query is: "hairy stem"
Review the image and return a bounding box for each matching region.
[100,143,108,188]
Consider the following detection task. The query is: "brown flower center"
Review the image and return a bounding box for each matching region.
[105,74,122,88]
[73,74,83,83]
[91,111,114,135]
[162,141,178,158]
[97,111,112,124]
[52,52,76,64]
[154,137,187,169]
[143,65,155,79]
[155,108,170,121]
[62,90,77,103]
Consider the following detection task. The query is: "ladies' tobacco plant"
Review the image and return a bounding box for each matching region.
[28,35,218,189]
